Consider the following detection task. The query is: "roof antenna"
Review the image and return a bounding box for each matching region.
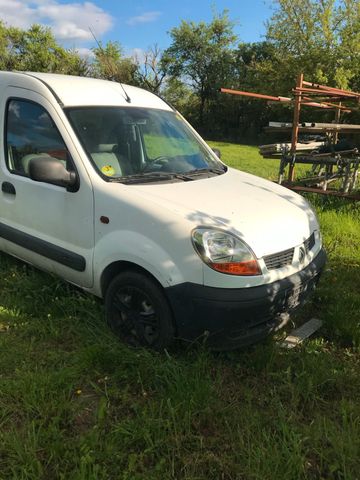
[89,26,131,103]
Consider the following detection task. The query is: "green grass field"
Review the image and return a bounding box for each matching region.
[0,143,359,479]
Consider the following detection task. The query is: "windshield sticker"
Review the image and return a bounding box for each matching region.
[101,165,115,176]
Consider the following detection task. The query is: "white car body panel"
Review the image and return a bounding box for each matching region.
[89,177,203,295]
[21,72,173,110]
[129,167,318,258]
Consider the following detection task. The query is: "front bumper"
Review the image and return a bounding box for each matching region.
[166,248,326,349]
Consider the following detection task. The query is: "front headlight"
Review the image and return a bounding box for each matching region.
[192,228,261,276]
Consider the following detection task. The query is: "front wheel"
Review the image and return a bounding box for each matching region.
[105,271,175,350]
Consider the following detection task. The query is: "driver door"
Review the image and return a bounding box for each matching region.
[0,87,94,288]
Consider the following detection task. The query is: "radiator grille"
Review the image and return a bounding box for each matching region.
[264,248,295,271]
[263,232,316,271]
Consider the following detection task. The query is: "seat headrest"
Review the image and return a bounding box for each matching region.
[98,144,117,153]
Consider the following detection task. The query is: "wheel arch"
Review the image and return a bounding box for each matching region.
[100,260,165,298]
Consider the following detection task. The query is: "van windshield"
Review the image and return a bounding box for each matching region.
[66,107,226,183]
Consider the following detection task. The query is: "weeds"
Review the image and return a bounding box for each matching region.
[0,143,359,479]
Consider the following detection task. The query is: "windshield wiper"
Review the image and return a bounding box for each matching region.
[109,171,194,184]
[107,168,225,184]
[185,167,226,176]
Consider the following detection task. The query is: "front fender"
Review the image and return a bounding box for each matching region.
[92,229,202,297]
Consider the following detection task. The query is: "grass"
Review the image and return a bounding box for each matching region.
[0,142,359,479]
[207,141,280,179]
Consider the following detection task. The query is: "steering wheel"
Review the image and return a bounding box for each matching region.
[142,156,170,172]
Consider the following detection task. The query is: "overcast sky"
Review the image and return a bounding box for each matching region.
[0,0,274,58]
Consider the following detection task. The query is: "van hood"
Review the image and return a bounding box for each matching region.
[131,168,318,258]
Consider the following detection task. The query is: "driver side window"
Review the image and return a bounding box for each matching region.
[5,99,71,177]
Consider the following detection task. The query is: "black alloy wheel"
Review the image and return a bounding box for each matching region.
[105,271,175,350]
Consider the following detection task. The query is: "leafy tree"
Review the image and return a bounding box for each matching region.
[219,42,279,140]
[266,0,360,91]
[161,77,198,118]
[91,40,138,85]
[233,42,277,92]
[0,22,88,75]
[337,0,360,91]
[164,11,237,127]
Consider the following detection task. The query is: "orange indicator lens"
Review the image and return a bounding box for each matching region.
[210,260,261,276]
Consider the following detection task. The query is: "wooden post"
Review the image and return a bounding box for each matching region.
[289,73,303,182]
[334,103,342,144]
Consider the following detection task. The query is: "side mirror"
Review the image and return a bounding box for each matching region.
[29,157,78,190]
[212,148,221,159]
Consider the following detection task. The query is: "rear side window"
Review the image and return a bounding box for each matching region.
[5,99,71,177]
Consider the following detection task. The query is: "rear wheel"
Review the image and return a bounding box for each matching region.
[105,271,175,350]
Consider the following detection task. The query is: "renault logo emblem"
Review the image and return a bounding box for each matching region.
[299,247,306,264]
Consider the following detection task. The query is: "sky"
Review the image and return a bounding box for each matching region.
[0,0,274,58]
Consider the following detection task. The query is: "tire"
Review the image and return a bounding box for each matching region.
[105,271,175,350]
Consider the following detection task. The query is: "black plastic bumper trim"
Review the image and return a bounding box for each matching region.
[0,221,86,272]
[166,248,326,348]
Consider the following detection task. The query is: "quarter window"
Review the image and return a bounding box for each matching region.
[6,99,72,178]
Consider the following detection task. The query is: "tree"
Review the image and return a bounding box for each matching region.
[162,77,198,118]
[91,40,138,85]
[135,44,168,94]
[265,0,360,91]
[220,42,279,139]
[0,22,88,75]
[233,42,276,91]
[164,11,237,127]
[337,0,360,91]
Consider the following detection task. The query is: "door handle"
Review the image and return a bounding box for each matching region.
[2,182,16,195]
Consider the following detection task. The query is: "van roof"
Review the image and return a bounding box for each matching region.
[0,71,172,110]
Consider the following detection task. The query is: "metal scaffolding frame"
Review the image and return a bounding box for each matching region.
[220,76,360,201]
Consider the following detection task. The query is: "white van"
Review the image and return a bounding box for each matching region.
[0,72,326,349]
